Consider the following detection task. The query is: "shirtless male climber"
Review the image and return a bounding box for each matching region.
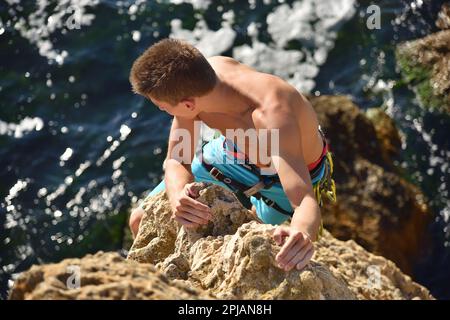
[128,38,336,272]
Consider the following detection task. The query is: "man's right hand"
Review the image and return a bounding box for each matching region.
[170,182,213,229]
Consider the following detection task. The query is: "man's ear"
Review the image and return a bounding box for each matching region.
[181,97,196,111]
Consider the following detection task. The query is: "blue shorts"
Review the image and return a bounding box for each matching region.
[144,135,329,225]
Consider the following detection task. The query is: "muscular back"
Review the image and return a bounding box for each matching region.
[198,56,323,168]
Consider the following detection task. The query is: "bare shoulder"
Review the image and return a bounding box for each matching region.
[207,55,239,65]
[255,77,308,128]
[261,77,305,110]
[266,77,306,105]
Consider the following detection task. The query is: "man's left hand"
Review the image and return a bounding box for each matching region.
[272,225,314,272]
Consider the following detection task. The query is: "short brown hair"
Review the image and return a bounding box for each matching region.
[129,38,217,105]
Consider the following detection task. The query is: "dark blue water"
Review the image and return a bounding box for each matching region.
[0,0,449,299]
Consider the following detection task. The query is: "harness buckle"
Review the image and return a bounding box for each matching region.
[209,167,222,180]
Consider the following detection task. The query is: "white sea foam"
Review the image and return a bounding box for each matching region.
[0,117,44,138]
[131,30,141,42]
[6,180,28,202]
[60,147,74,162]
[235,0,356,93]
[170,18,236,57]
[169,0,211,10]
[170,0,355,93]
[11,0,99,65]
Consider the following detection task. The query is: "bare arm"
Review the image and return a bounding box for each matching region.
[257,96,320,272]
[271,116,321,240]
[164,116,212,228]
[164,116,197,200]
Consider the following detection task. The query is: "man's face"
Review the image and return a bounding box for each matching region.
[147,95,196,119]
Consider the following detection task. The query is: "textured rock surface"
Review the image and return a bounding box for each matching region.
[9,251,211,300]
[128,184,433,300]
[396,4,450,113]
[10,185,433,300]
[365,107,402,164]
[127,182,255,265]
[309,95,432,275]
[126,191,178,264]
[314,231,431,300]
[436,3,450,30]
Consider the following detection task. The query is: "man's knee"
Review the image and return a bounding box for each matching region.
[129,206,145,238]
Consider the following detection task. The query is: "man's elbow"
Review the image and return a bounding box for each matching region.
[286,185,314,207]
